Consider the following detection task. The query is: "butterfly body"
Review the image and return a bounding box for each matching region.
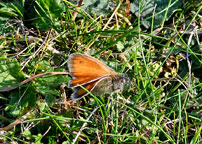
[68,53,129,101]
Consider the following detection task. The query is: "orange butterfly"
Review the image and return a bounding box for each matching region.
[68,53,129,100]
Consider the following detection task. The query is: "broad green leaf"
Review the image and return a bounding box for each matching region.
[130,0,182,28]
[5,87,36,117]
[34,74,70,96]
[70,0,115,16]
[0,59,25,88]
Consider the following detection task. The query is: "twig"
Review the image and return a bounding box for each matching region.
[0,109,35,131]
[0,72,69,92]
[72,107,99,144]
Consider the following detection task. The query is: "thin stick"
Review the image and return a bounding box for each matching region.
[0,72,69,92]
[72,107,99,144]
[0,109,35,131]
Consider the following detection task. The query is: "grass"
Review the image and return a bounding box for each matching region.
[0,0,202,143]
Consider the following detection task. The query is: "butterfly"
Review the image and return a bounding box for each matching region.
[68,53,130,101]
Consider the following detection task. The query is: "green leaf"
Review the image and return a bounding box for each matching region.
[70,0,115,16]
[35,133,43,144]
[5,87,36,117]
[130,0,182,28]
[116,41,124,52]
[22,129,32,137]
[25,0,65,30]
[0,59,25,89]
[35,74,70,96]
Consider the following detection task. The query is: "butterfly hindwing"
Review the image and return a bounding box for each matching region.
[71,77,113,100]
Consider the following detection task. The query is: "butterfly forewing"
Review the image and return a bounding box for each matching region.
[68,53,117,87]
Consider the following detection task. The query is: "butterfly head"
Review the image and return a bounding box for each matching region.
[112,73,130,93]
[120,73,130,84]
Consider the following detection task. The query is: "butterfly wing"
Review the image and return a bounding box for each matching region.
[71,79,99,100]
[71,77,113,100]
[68,53,117,87]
